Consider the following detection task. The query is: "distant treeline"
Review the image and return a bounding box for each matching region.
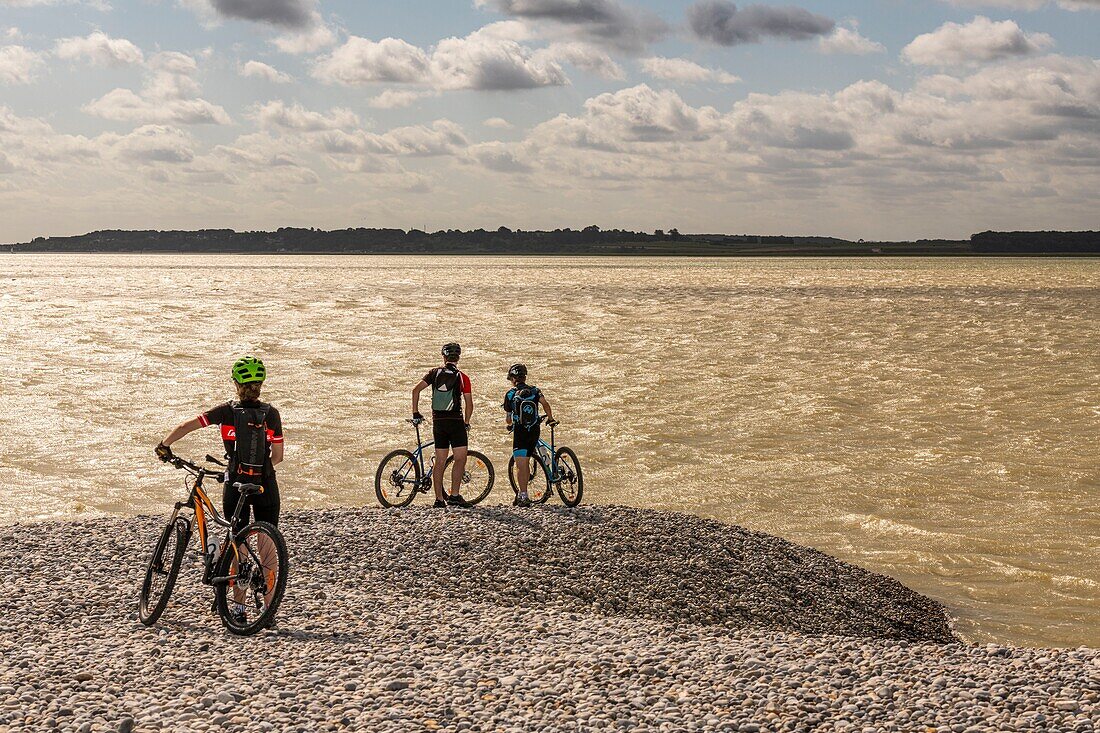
[7,227,1099,256]
[970,230,1100,254]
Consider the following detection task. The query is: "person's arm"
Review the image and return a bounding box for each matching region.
[412,379,428,417]
[268,409,285,466]
[539,394,554,422]
[162,418,203,447]
[462,373,473,425]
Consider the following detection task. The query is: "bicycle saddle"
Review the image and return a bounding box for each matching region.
[233,482,264,495]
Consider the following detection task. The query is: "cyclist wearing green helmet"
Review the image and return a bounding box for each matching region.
[156,356,285,535]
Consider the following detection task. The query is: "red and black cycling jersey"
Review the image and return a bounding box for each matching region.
[198,400,284,466]
[423,366,472,420]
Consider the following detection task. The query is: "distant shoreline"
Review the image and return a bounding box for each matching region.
[7,227,1098,257]
[8,248,1100,256]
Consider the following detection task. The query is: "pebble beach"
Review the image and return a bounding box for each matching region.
[0,505,1096,732]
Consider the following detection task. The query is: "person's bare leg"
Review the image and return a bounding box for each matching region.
[433,448,449,502]
[257,531,278,608]
[450,446,468,496]
[517,455,530,497]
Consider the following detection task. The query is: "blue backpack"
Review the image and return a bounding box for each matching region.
[509,385,541,429]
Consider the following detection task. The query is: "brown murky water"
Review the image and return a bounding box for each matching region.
[0,254,1096,647]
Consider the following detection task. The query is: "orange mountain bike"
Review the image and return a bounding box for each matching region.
[138,454,289,635]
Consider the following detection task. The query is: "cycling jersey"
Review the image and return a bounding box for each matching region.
[423,365,471,421]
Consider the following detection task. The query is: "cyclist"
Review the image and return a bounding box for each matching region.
[155,356,284,622]
[412,342,474,508]
[503,363,554,507]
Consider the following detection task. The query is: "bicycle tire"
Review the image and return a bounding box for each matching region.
[215,521,289,636]
[554,447,583,507]
[375,449,421,508]
[138,517,189,626]
[507,455,551,503]
[443,450,495,505]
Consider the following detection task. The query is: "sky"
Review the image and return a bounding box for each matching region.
[0,0,1098,242]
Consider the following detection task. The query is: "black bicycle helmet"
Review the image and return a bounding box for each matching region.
[442,342,462,360]
[507,363,527,381]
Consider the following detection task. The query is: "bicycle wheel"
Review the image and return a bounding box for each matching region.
[443,450,495,505]
[554,447,584,507]
[214,521,289,636]
[375,449,422,508]
[138,517,189,626]
[507,456,551,503]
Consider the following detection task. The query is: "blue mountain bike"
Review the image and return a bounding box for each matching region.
[506,417,583,506]
[375,418,495,508]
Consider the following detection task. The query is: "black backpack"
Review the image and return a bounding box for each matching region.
[431,366,463,414]
[511,386,540,429]
[232,402,271,478]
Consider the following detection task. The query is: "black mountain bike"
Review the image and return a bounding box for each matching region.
[375,418,495,507]
[507,417,583,506]
[138,454,289,635]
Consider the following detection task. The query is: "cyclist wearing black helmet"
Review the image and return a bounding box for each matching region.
[503,363,554,507]
[412,342,474,508]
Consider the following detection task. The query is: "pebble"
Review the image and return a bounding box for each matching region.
[0,506,1095,732]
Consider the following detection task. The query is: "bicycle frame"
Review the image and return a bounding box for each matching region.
[164,456,254,585]
[524,420,563,486]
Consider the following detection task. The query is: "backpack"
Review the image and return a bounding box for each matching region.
[511,385,541,429]
[232,402,270,478]
[431,366,464,414]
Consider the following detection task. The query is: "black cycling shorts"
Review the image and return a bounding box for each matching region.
[512,426,540,458]
[223,475,279,535]
[433,420,468,450]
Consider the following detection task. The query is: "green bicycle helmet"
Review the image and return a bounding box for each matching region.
[232,356,266,385]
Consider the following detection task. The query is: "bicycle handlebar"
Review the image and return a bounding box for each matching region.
[166,455,226,480]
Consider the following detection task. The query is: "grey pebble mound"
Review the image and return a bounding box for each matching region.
[0,506,1096,732]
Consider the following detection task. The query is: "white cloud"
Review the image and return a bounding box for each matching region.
[818,26,885,55]
[484,117,514,129]
[270,13,337,54]
[903,16,1053,67]
[108,124,195,164]
[940,0,1099,11]
[640,56,740,84]
[1,0,110,9]
[0,45,44,84]
[83,51,231,125]
[240,60,292,83]
[467,141,533,173]
[313,37,432,85]
[314,24,568,91]
[55,31,144,66]
[367,89,432,109]
[316,120,469,157]
[538,41,624,80]
[251,100,358,131]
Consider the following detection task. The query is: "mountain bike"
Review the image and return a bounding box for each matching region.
[507,417,583,506]
[138,454,289,636]
[375,418,495,508]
